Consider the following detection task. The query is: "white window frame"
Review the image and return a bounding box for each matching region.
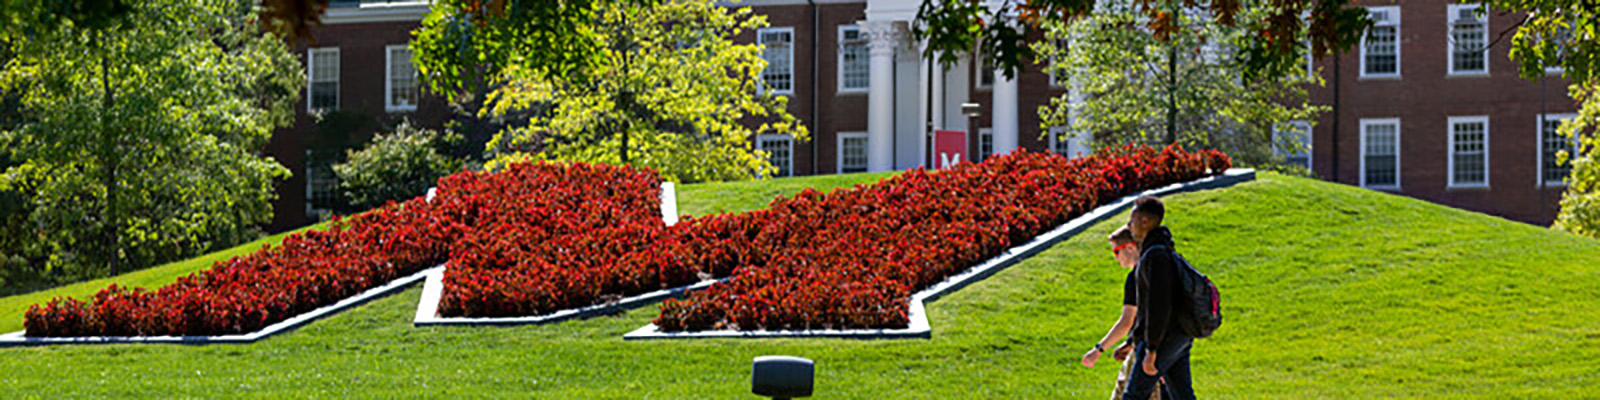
[837,132,869,173]
[837,25,869,94]
[385,44,418,112]
[1274,120,1314,170]
[1446,115,1490,189]
[307,47,340,112]
[1538,113,1579,187]
[757,27,795,95]
[757,134,794,177]
[1360,118,1402,190]
[1447,4,1489,76]
[975,128,994,163]
[1360,6,1401,79]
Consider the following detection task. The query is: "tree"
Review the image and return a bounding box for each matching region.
[476,0,807,182]
[334,121,464,211]
[1037,0,1324,167]
[0,0,300,280]
[913,0,1369,78]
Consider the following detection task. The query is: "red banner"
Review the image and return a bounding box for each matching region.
[933,130,968,170]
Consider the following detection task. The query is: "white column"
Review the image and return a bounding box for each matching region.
[992,67,1019,156]
[863,21,901,172]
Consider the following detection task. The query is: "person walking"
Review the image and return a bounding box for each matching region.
[1123,196,1196,400]
[1081,226,1160,400]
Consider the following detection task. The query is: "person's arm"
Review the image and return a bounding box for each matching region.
[1081,305,1137,367]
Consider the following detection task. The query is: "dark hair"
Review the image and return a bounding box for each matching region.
[1109,226,1135,246]
[1133,196,1165,225]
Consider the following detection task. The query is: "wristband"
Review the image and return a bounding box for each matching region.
[1093,342,1106,353]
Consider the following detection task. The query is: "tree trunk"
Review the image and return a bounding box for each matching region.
[100,36,119,276]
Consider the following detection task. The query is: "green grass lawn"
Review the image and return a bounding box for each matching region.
[1,172,1597,398]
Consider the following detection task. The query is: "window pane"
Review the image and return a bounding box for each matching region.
[841,28,869,90]
[1364,123,1397,186]
[841,135,868,173]
[1452,20,1486,72]
[389,47,417,109]
[309,49,338,110]
[1543,118,1575,183]
[761,137,792,177]
[1365,26,1397,75]
[761,30,793,93]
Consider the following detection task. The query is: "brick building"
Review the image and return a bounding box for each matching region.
[264,1,449,230]
[264,0,1580,231]
[1303,0,1579,225]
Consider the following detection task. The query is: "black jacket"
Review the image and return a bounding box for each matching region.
[1133,226,1184,348]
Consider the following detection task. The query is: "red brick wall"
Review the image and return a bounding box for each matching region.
[1309,0,1577,225]
[266,19,450,231]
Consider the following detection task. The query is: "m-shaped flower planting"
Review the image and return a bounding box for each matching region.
[24,145,1229,337]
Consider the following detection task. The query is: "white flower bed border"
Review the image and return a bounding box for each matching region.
[622,168,1255,340]
[0,267,435,346]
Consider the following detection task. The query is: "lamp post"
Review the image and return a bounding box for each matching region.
[961,102,982,163]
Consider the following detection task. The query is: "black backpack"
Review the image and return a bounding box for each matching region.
[1144,245,1223,339]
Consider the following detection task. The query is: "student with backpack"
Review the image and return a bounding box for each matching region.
[1123,196,1222,400]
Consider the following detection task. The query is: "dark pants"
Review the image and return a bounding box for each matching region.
[1122,333,1194,400]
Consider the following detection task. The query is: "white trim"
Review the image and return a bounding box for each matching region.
[757,134,794,177]
[1446,115,1490,189]
[1538,113,1579,187]
[384,44,418,112]
[836,131,869,173]
[976,128,994,162]
[322,1,431,24]
[1446,4,1489,76]
[757,27,795,95]
[1360,6,1402,79]
[837,25,869,94]
[0,267,435,346]
[306,47,339,112]
[1360,118,1402,190]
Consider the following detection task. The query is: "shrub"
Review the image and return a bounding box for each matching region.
[334,121,464,211]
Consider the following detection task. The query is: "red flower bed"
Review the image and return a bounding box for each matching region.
[652,145,1231,331]
[430,163,692,318]
[23,145,1231,337]
[24,198,462,336]
[22,162,664,336]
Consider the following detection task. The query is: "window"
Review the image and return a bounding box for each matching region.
[758,28,794,94]
[758,134,793,177]
[307,48,339,111]
[1545,25,1573,74]
[1361,7,1400,78]
[1274,120,1313,170]
[1448,4,1488,75]
[386,45,418,112]
[1540,113,1579,186]
[305,151,340,220]
[1448,116,1489,188]
[838,26,869,93]
[975,128,994,163]
[838,132,868,173]
[1049,126,1092,159]
[1360,118,1401,189]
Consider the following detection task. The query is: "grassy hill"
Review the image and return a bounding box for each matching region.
[0,172,1595,398]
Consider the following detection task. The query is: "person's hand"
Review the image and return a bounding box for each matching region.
[1141,350,1159,375]
[1113,342,1134,362]
[1081,346,1102,368]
